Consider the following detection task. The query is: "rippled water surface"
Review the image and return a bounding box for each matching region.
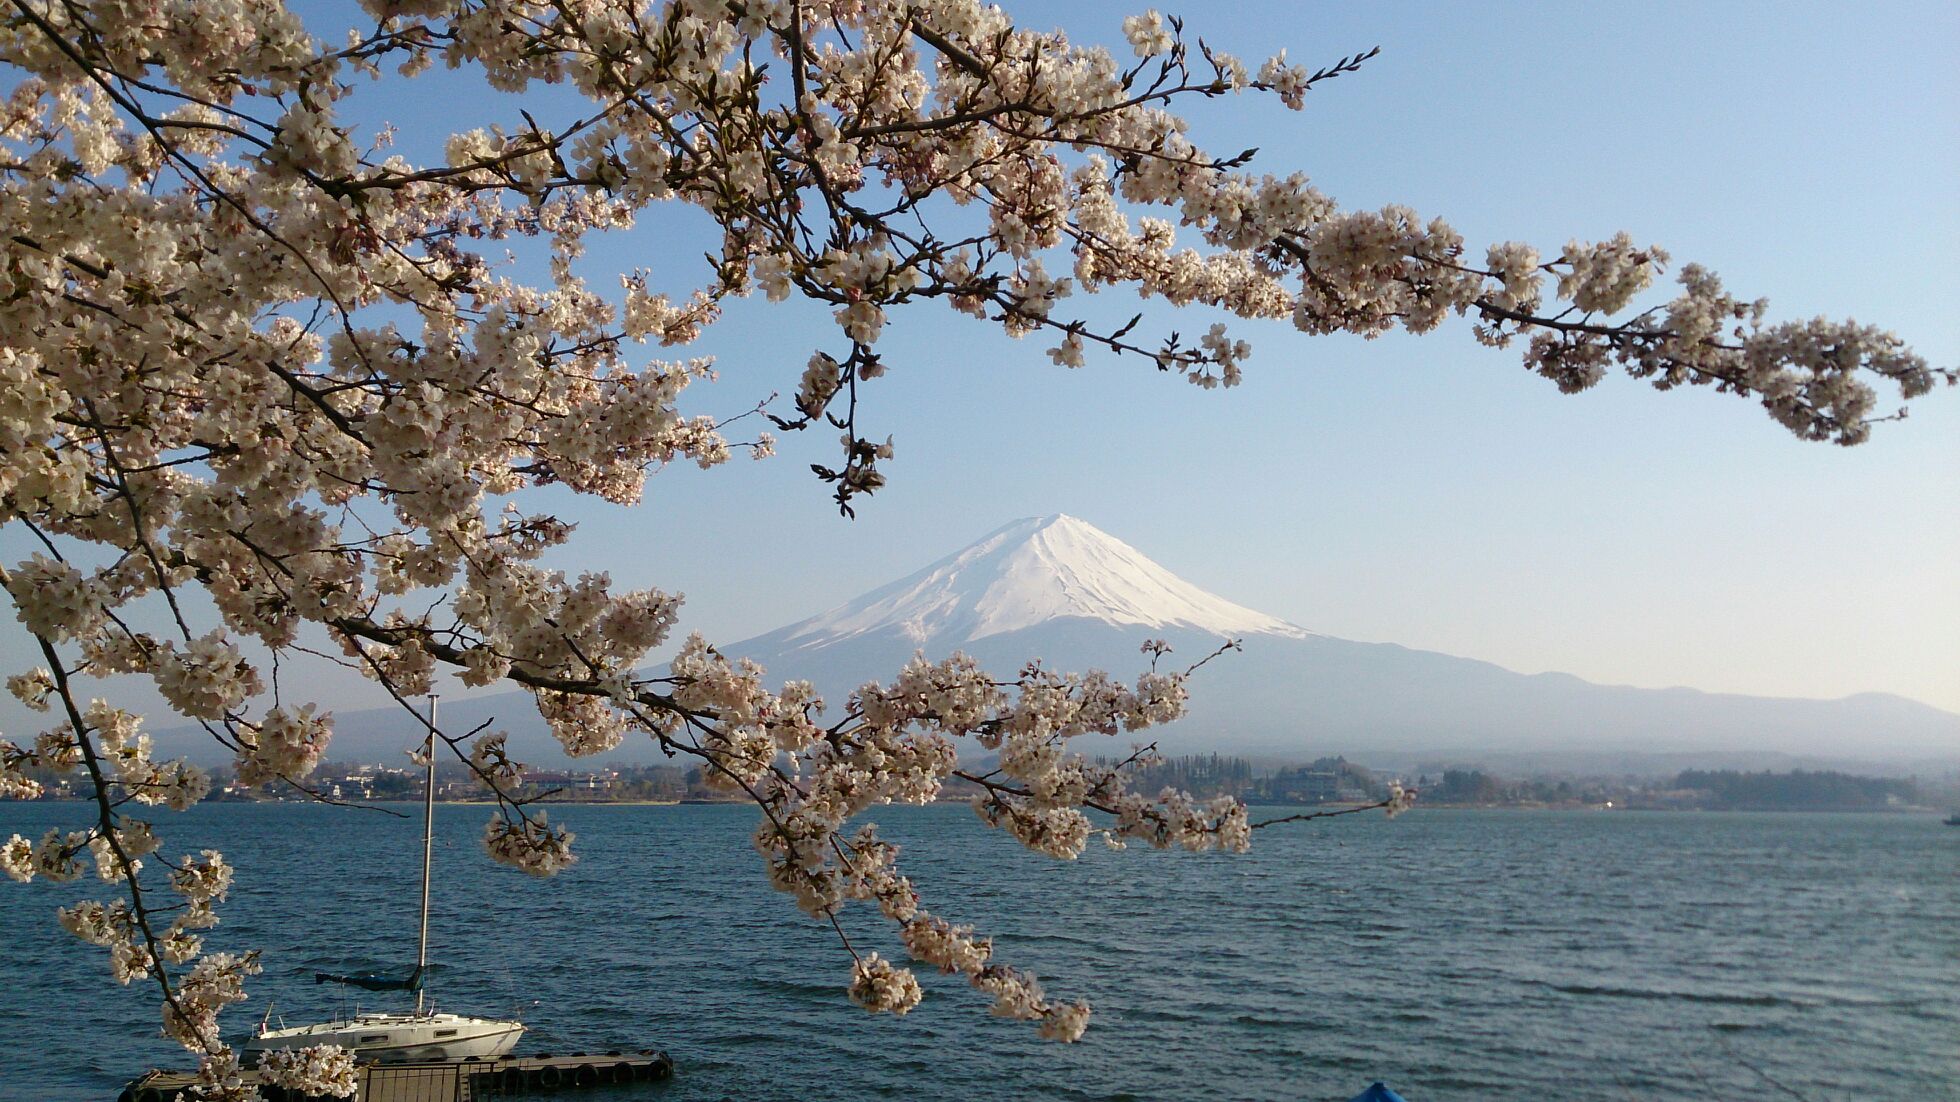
[2,803,1954,1101]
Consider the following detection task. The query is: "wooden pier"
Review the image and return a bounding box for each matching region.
[119,1050,674,1102]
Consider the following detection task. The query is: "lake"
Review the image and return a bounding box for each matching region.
[1,803,1953,1100]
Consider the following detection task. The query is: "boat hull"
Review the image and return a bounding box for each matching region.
[244,1012,524,1064]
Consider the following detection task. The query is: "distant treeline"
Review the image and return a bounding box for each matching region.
[1118,753,1257,797]
[1670,769,1917,811]
[1080,757,1937,812]
[1102,753,1390,805]
[1422,769,1617,807]
[1108,756,1618,807]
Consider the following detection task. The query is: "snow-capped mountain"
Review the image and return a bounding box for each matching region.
[219,514,1960,769]
[722,516,1959,764]
[760,514,1308,651]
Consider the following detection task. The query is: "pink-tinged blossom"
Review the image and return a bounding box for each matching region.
[235,705,334,786]
[1385,783,1418,819]
[484,814,578,876]
[7,668,55,711]
[848,953,925,1016]
[256,1044,359,1098]
[1122,11,1176,58]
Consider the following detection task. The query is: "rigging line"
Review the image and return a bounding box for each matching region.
[415,692,438,1017]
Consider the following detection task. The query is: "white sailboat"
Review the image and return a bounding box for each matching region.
[245,696,525,1065]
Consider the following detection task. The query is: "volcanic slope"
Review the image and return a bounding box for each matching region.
[283,514,1960,766]
[722,515,1959,762]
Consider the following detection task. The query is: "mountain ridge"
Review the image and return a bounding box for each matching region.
[157,514,1960,769]
[765,514,1308,650]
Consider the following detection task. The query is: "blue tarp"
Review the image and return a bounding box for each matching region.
[1347,1085,1407,1102]
[314,964,424,992]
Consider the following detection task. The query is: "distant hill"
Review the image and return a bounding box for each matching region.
[165,514,1960,770]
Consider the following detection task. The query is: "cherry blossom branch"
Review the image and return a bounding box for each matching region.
[0,0,1941,1069]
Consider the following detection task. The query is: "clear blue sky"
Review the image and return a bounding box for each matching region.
[579,0,1960,712]
[3,1,1955,732]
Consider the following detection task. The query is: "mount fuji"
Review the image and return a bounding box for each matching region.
[749,514,1308,654]
[258,514,1960,769]
[721,515,1959,764]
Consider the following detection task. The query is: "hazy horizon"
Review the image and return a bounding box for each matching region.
[124,513,1959,776]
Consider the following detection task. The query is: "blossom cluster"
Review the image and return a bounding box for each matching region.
[255,1043,359,1098]
[235,705,334,786]
[484,813,578,877]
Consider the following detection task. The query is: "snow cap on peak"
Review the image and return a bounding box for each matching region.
[782,514,1308,647]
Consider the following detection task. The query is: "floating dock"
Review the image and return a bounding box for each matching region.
[120,1050,674,1101]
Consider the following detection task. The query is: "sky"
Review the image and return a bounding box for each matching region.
[2,0,1956,736]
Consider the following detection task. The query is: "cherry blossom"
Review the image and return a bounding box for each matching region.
[255,1044,360,1099]
[0,0,1946,1085]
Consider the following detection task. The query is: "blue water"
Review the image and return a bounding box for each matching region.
[0,804,1953,1101]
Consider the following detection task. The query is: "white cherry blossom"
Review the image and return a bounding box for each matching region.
[0,1,1944,1079]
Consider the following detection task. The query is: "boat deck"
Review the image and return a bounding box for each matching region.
[120,1049,674,1101]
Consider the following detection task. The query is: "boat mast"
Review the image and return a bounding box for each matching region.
[416,693,437,1017]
